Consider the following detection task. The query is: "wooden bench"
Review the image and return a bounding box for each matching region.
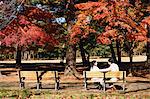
[18,71,59,90]
[83,71,126,92]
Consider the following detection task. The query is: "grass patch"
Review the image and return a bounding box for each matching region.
[0,89,18,98]
[0,89,149,98]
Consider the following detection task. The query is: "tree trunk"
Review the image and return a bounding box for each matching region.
[128,48,133,76]
[147,25,150,64]
[64,44,80,78]
[116,39,121,65]
[109,43,117,63]
[63,0,81,79]
[129,50,133,63]
[16,46,22,69]
[79,40,90,68]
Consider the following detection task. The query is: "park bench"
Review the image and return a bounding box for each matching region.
[18,70,59,90]
[83,71,126,92]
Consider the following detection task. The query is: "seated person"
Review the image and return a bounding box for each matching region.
[90,60,103,89]
[99,58,119,89]
[90,60,99,71]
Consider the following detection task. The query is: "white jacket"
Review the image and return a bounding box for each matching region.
[99,63,119,81]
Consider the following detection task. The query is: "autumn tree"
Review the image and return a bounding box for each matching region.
[60,0,79,77]
[71,0,149,69]
[0,0,82,78]
[0,5,59,68]
[41,0,91,77]
[22,0,102,78]
[63,0,99,77]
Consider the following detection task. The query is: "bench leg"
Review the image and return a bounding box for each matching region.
[84,82,87,90]
[19,82,24,89]
[123,83,125,92]
[55,82,59,91]
[57,82,59,90]
[103,83,106,92]
[37,82,41,90]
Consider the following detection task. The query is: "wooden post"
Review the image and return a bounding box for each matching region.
[18,70,24,89]
[83,71,87,90]
[123,71,126,92]
[103,72,106,92]
[36,71,40,90]
[54,71,58,90]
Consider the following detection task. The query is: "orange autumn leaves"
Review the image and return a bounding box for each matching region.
[97,29,117,44]
[70,1,149,45]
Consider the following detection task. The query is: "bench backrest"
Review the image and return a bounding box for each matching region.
[83,71,104,78]
[105,71,126,79]
[83,71,126,79]
[19,71,38,81]
[19,71,58,82]
[20,71,36,77]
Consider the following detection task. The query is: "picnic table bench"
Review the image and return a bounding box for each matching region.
[18,70,59,90]
[83,71,126,92]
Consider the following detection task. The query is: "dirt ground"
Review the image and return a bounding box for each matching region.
[0,71,149,97]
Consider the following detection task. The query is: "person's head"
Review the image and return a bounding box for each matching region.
[91,60,97,66]
[108,58,115,65]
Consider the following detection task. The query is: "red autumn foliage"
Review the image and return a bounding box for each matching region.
[18,15,30,25]
[0,7,59,49]
[102,29,117,38]
[97,36,111,45]
[25,6,53,20]
[142,16,150,26]
[70,25,96,44]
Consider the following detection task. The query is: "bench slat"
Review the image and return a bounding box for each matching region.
[40,80,56,83]
[20,71,37,78]
[105,71,125,78]
[87,80,124,83]
[105,80,124,83]
[84,71,104,78]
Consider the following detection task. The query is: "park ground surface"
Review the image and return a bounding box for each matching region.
[0,71,149,98]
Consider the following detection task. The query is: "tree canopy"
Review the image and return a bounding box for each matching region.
[0,6,59,50]
[0,0,150,58]
[70,1,150,45]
